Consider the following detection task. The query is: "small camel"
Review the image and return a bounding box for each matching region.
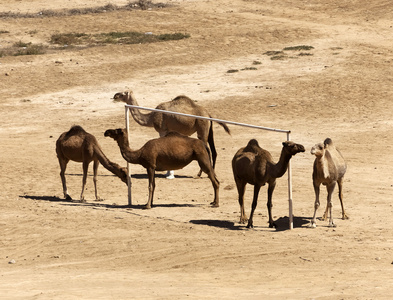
[232,139,305,228]
[113,90,231,178]
[56,125,128,201]
[104,128,220,208]
[310,138,348,227]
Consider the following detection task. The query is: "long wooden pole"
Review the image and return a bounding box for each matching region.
[125,106,132,206]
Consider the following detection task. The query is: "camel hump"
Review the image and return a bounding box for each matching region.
[164,131,186,138]
[66,125,87,136]
[243,139,261,153]
[324,138,333,147]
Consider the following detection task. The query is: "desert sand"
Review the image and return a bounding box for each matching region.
[1,0,392,299]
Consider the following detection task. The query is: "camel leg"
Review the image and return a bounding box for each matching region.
[144,168,156,209]
[247,185,261,228]
[93,160,103,201]
[321,204,329,221]
[197,122,216,177]
[235,179,247,224]
[80,161,89,202]
[337,178,348,220]
[266,182,276,228]
[207,124,217,169]
[326,182,336,227]
[208,172,220,208]
[197,152,220,207]
[58,158,72,200]
[311,182,320,227]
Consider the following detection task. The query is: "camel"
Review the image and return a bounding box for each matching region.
[56,125,128,201]
[104,128,220,209]
[310,138,348,227]
[113,90,231,178]
[232,139,305,228]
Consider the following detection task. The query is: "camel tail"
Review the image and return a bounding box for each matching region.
[217,121,231,135]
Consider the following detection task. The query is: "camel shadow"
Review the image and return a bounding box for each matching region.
[19,195,201,210]
[131,173,193,179]
[274,216,311,231]
[190,216,311,231]
[189,219,241,230]
[19,195,131,209]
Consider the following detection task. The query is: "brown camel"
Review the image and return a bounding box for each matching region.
[56,125,128,201]
[310,138,348,227]
[104,128,220,209]
[232,139,305,228]
[113,90,231,178]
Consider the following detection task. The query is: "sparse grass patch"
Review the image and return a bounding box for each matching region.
[263,45,314,60]
[283,45,314,51]
[264,50,284,56]
[0,1,169,19]
[13,44,46,56]
[0,30,9,34]
[270,55,287,60]
[50,31,190,46]
[241,67,257,71]
[252,60,262,65]
[227,69,239,73]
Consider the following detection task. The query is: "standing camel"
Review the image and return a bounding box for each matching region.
[113,90,231,178]
[56,125,128,201]
[232,139,305,228]
[104,128,220,209]
[310,138,348,227]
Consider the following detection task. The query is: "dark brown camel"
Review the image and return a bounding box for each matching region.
[104,128,220,208]
[232,139,305,228]
[56,125,128,201]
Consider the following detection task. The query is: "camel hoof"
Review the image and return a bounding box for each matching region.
[65,194,72,200]
[210,201,219,208]
[308,222,317,228]
[143,205,152,209]
[328,223,337,228]
[95,198,104,202]
[269,223,277,229]
[246,223,253,229]
[239,218,248,224]
[165,171,175,179]
[342,214,349,220]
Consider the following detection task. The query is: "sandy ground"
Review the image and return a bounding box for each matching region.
[1,0,393,299]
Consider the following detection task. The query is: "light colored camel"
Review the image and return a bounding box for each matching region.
[56,125,128,201]
[113,90,231,178]
[310,138,348,227]
[232,139,305,228]
[104,128,220,209]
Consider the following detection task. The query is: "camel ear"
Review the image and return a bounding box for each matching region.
[282,141,290,147]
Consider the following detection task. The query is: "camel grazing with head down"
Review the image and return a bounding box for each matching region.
[232,139,305,228]
[104,128,220,209]
[56,125,128,201]
[113,90,231,179]
[310,138,348,227]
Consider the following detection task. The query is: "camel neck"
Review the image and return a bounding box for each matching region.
[270,150,292,178]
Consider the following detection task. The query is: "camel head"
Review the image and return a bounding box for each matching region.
[282,141,305,156]
[113,91,132,103]
[119,167,128,184]
[310,142,325,157]
[104,128,127,141]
